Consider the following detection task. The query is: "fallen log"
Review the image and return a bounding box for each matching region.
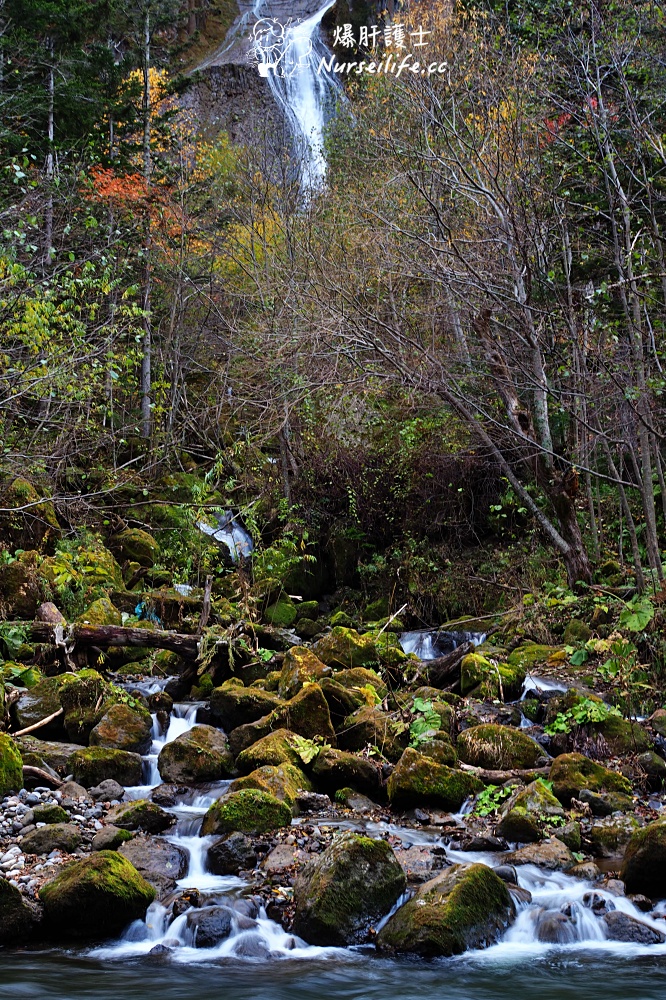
[458,761,551,785]
[417,641,474,687]
[30,622,202,659]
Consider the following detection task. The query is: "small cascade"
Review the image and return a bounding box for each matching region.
[399,629,486,660]
[126,704,202,798]
[521,675,569,698]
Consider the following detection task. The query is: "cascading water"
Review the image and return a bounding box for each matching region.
[399,629,486,660]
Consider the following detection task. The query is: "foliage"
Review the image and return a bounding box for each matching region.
[291,734,331,765]
[544,697,622,736]
[0,622,30,661]
[473,783,514,817]
[409,698,443,747]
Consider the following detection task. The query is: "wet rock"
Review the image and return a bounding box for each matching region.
[604,910,666,944]
[377,863,515,957]
[0,733,24,797]
[558,821,582,853]
[0,877,40,943]
[13,679,68,741]
[186,905,234,947]
[151,783,188,807]
[210,684,282,731]
[621,817,666,895]
[119,835,188,896]
[234,729,303,774]
[91,825,134,851]
[278,646,331,699]
[649,709,666,738]
[71,747,143,788]
[201,789,292,836]
[636,751,666,792]
[505,837,574,871]
[589,814,641,858]
[457,724,542,770]
[534,910,576,943]
[496,779,565,843]
[228,684,336,757]
[335,789,377,812]
[39,850,155,938]
[549,753,632,806]
[463,835,508,852]
[293,830,407,946]
[21,822,82,854]
[582,892,615,915]
[569,861,601,879]
[295,791,331,812]
[311,748,382,798]
[387,748,483,811]
[393,844,448,883]
[493,865,519,883]
[89,703,153,754]
[311,627,377,669]
[157,724,235,784]
[106,799,175,834]
[207,832,259,875]
[230,763,311,807]
[89,779,125,802]
[629,894,653,913]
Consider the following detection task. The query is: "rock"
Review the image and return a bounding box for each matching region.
[209,684,282,731]
[89,703,153,754]
[109,528,159,567]
[311,748,382,797]
[649,709,666,738]
[505,837,574,871]
[495,780,565,843]
[0,732,23,797]
[235,729,303,774]
[418,738,457,767]
[460,653,525,701]
[0,877,39,943]
[13,678,68,741]
[563,619,592,644]
[387,748,483,811]
[106,799,175,833]
[558,821,582,853]
[0,558,45,618]
[92,825,134,851]
[58,780,89,799]
[278,646,331,699]
[337,705,406,763]
[264,598,297,628]
[16,735,81,774]
[0,477,59,551]
[21,822,82,854]
[637,751,666,791]
[604,910,666,944]
[262,843,309,873]
[457,724,542,770]
[311,627,377,668]
[336,789,378,812]
[207,832,258,875]
[589,815,641,857]
[377,863,515,956]
[185,905,234,947]
[157,725,235,784]
[89,779,125,802]
[506,644,565,671]
[296,601,320,622]
[629,894,653,913]
[32,802,69,824]
[39,850,155,938]
[578,788,634,817]
[549,753,632,805]
[296,790,331,812]
[119,835,188,896]
[333,667,387,699]
[200,789,292,835]
[569,862,601,879]
[35,601,66,625]
[230,763,311,807]
[534,910,576,943]
[493,865,519,883]
[76,596,122,627]
[621,817,666,895]
[292,831,406,945]
[595,715,651,755]
[71,747,143,787]
[228,684,336,757]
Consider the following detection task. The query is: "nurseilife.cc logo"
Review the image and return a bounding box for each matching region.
[252,18,311,78]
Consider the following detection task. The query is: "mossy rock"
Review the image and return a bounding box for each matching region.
[154,649,189,676]
[559,821,582,853]
[297,618,323,639]
[71,747,143,787]
[278,646,330,699]
[589,815,642,858]
[563,619,592,644]
[312,627,377,669]
[457,724,542,770]
[264,598,298,628]
[595,715,651,755]
[76,597,122,627]
[0,558,45,618]
[506,644,565,671]
[495,780,565,843]
[0,733,23,797]
[363,597,390,621]
[0,878,38,944]
[106,799,175,833]
[311,748,382,798]
[200,788,292,835]
[337,705,406,763]
[320,678,367,726]
[230,763,312,806]
[295,601,319,621]
[292,830,406,945]
[330,610,354,628]
[12,676,69,741]
[22,823,82,854]
[157,725,235,784]
[387,748,483,811]
[234,728,303,773]
[0,477,59,551]
[460,653,525,702]
[417,737,457,767]
[39,851,155,938]
[372,632,409,669]
[16,735,81,775]
[228,683,336,757]
[32,803,69,824]
[333,667,387,699]
[90,703,153,754]
[210,685,282,731]
[549,752,632,805]
[377,863,515,957]
[57,670,142,744]
[109,528,159,568]
[621,818,666,895]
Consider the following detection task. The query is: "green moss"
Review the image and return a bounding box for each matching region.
[235,729,303,774]
[157,724,235,783]
[387,748,483,810]
[330,610,354,628]
[372,631,409,668]
[496,780,564,842]
[76,597,122,627]
[200,788,292,835]
[506,644,565,670]
[312,627,377,668]
[0,477,59,550]
[296,601,319,621]
[230,763,312,806]
[457,724,542,770]
[549,752,632,805]
[89,703,153,754]
[337,705,405,763]
[621,818,666,894]
[589,815,641,857]
[460,653,525,701]
[70,747,143,787]
[278,646,330,699]
[0,733,23,796]
[210,684,282,730]
[32,803,69,824]
[264,598,297,628]
[109,528,159,567]
[106,799,174,833]
[363,597,390,621]
[228,683,336,757]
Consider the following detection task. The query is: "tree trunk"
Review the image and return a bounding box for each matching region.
[548,468,592,588]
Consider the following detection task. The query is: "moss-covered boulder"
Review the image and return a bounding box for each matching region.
[16,735,81,775]
[333,667,387,699]
[337,705,406,763]
[12,677,68,740]
[230,763,312,807]
[70,747,143,787]
[621,818,666,895]
[377,863,515,956]
[157,724,235,784]
[200,788,292,835]
[0,556,45,618]
[89,703,153,754]
[228,683,336,757]
[505,837,575,871]
[21,823,82,854]
[292,831,407,945]
[373,632,409,669]
[0,877,38,943]
[312,627,377,669]
[388,748,483,811]
[0,733,23,796]
[506,644,565,671]
[549,753,632,805]
[39,851,155,938]
[460,653,526,702]
[32,802,69,824]
[109,528,159,567]
[210,684,282,731]
[495,780,565,843]
[76,597,122,627]
[0,477,59,551]
[264,598,297,628]
[278,646,330,699]
[457,724,543,770]
[106,799,175,833]
[234,728,303,773]
[595,715,651,755]
[418,737,457,767]
[311,748,382,798]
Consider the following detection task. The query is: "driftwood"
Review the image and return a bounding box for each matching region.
[418,641,474,687]
[458,761,551,785]
[30,622,201,659]
[13,707,64,737]
[22,765,63,788]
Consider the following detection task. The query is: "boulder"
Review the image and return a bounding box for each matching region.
[207,833,259,875]
[460,653,525,701]
[228,684,336,757]
[119,836,188,898]
[89,703,153,754]
[157,725,235,784]
[89,779,125,802]
[0,477,59,551]
[39,851,155,938]
[106,799,175,834]
[495,780,565,843]
[589,815,641,858]
[278,646,330,699]
[548,753,632,805]
[506,644,565,671]
[0,558,45,618]
[234,729,303,774]
[264,598,297,628]
[337,705,406,763]
[388,748,483,811]
[70,747,143,787]
[91,825,134,851]
[185,905,234,947]
[377,863,515,956]
[209,684,282,731]
[621,817,666,895]
[637,751,666,792]
[21,823,82,854]
[76,597,122,627]
[292,831,406,945]
[12,677,68,741]
[32,803,69,824]
[109,528,159,567]
[333,667,387,699]
[311,748,382,798]
[311,627,377,669]
[649,709,666,738]
[604,910,666,944]
[230,763,311,807]
[0,733,23,797]
[456,724,542,770]
[0,877,39,943]
[417,738,457,767]
[15,735,83,775]
[505,837,574,871]
[200,789,292,836]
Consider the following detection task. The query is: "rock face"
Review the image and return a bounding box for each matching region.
[70,747,143,787]
[387,748,483,811]
[200,789,292,835]
[292,831,407,945]
[456,724,542,770]
[89,703,153,754]
[39,850,155,938]
[377,863,515,956]
[157,724,235,784]
[0,733,23,797]
[549,752,632,805]
[621,818,666,895]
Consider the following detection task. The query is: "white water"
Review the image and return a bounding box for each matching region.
[400,629,486,660]
[198,511,253,563]
[522,675,569,698]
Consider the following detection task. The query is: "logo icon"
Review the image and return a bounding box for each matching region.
[252,17,312,78]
